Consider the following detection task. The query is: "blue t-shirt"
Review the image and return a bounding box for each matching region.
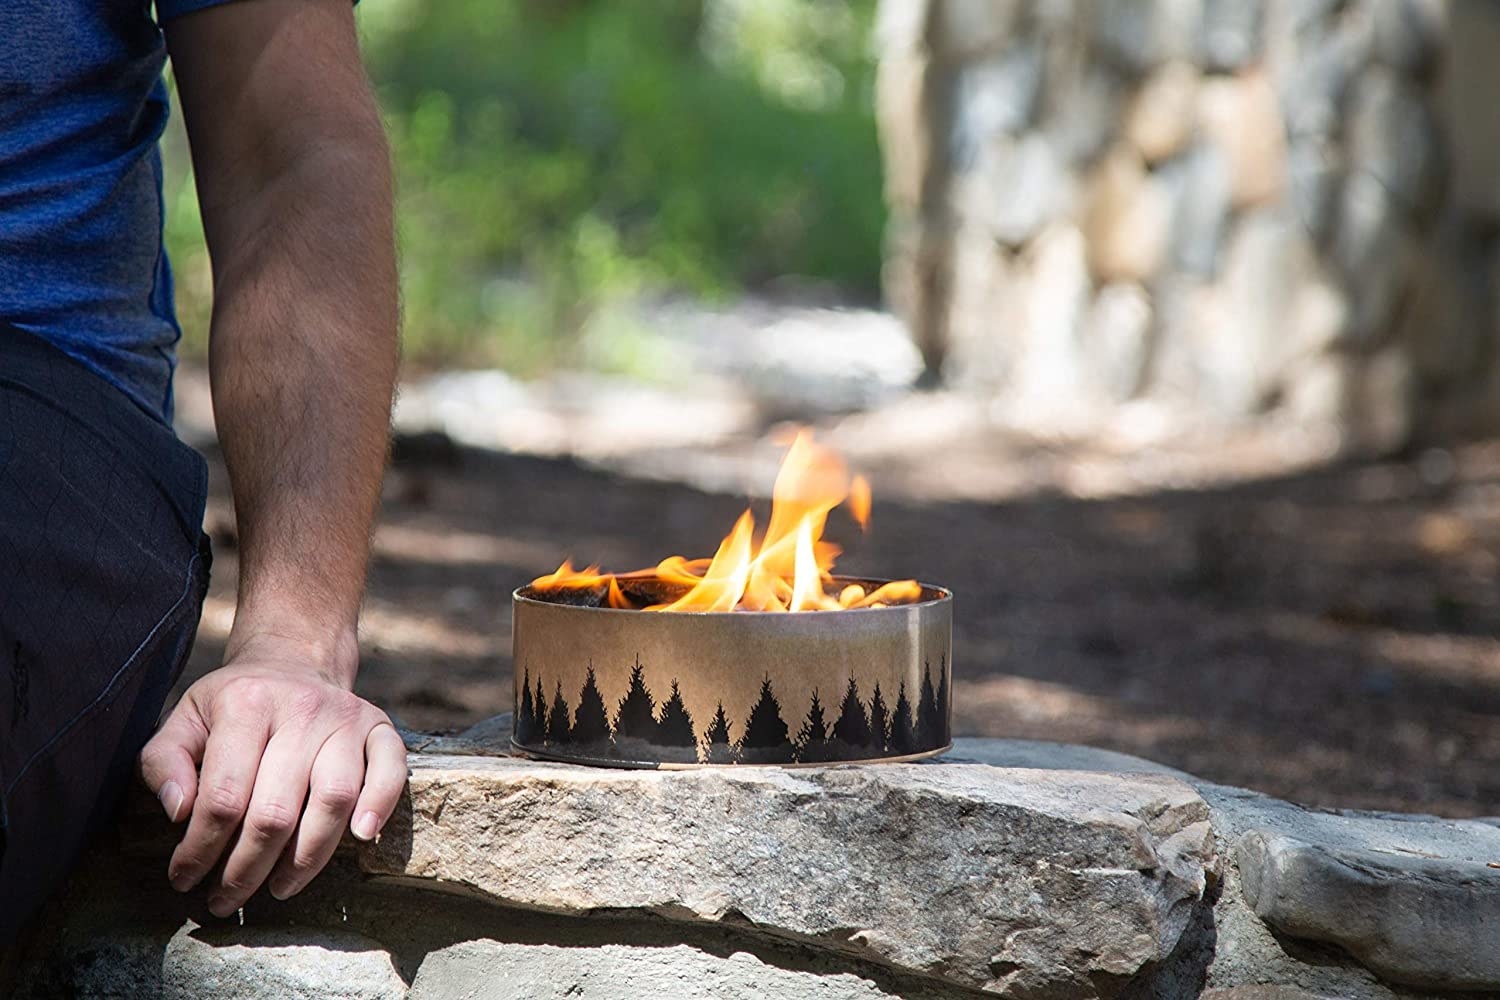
[0,1,230,424]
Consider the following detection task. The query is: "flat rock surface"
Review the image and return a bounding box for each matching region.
[1195,778,1500,993]
[358,753,1215,997]
[945,737,1194,778]
[959,738,1500,994]
[1237,817,1500,991]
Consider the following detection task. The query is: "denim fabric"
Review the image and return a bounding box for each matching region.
[0,324,210,943]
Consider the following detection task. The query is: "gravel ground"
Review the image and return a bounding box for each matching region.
[173,395,1500,819]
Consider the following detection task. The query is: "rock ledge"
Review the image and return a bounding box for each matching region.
[360,754,1214,996]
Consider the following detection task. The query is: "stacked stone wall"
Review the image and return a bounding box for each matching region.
[879,0,1500,450]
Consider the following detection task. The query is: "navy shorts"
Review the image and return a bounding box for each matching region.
[0,326,211,943]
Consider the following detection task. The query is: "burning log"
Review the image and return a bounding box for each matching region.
[528,430,922,613]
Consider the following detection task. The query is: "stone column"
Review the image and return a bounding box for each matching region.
[876,0,1500,451]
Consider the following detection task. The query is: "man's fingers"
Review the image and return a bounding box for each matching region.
[350,721,407,842]
[149,667,403,911]
[208,727,318,916]
[168,701,272,894]
[139,708,208,823]
[266,726,367,901]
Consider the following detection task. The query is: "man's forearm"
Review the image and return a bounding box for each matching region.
[206,138,398,684]
[166,0,399,684]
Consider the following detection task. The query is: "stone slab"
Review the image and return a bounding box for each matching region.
[957,738,1500,995]
[358,754,1214,997]
[12,922,407,1000]
[408,940,904,1000]
[1238,824,1500,992]
[161,926,407,1000]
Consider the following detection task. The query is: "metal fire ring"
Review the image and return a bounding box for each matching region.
[512,577,953,768]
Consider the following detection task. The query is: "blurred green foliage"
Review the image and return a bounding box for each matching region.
[163,0,884,373]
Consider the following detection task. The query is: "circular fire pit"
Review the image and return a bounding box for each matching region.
[512,577,952,767]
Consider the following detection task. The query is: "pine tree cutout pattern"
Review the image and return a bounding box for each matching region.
[701,701,735,764]
[514,645,952,762]
[890,681,916,755]
[796,689,835,763]
[738,675,793,763]
[517,667,537,744]
[868,682,891,752]
[531,677,548,741]
[655,681,696,747]
[915,662,941,750]
[614,656,657,742]
[571,664,612,745]
[832,676,872,749]
[546,682,572,743]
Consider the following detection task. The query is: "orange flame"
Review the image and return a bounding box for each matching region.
[849,474,871,531]
[531,429,921,612]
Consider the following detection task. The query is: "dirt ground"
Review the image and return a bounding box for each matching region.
[179,419,1500,819]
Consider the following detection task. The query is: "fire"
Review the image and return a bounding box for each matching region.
[532,429,921,612]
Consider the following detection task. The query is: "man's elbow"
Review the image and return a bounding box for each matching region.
[277,107,391,193]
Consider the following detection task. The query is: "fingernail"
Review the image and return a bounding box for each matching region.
[352,810,380,841]
[207,896,236,918]
[169,870,195,893]
[268,879,294,901]
[159,781,184,823]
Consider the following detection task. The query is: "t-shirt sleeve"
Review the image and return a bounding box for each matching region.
[154,0,245,23]
[155,0,357,23]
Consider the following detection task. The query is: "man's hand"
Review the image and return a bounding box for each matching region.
[139,634,407,916]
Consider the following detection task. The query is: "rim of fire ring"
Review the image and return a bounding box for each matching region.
[513,741,956,770]
[513,576,953,616]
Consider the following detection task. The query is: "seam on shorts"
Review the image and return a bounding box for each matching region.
[3,548,206,797]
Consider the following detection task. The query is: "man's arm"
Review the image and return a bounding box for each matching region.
[138,0,406,917]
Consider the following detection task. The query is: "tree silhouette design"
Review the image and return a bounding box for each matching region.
[614,655,658,742]
[916,662,942,749]
[738,675,793,762]
[890,681,916,755]
[701,701,736,763]
[517,667,537,743]
[546,682,572,743]
[831,676,872,749]
[655,680,697,747]
[572,664,612,745]
[796,688,835,763]
[531,677,548,739]
[868,682,891,752]
[936,653,951,745]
